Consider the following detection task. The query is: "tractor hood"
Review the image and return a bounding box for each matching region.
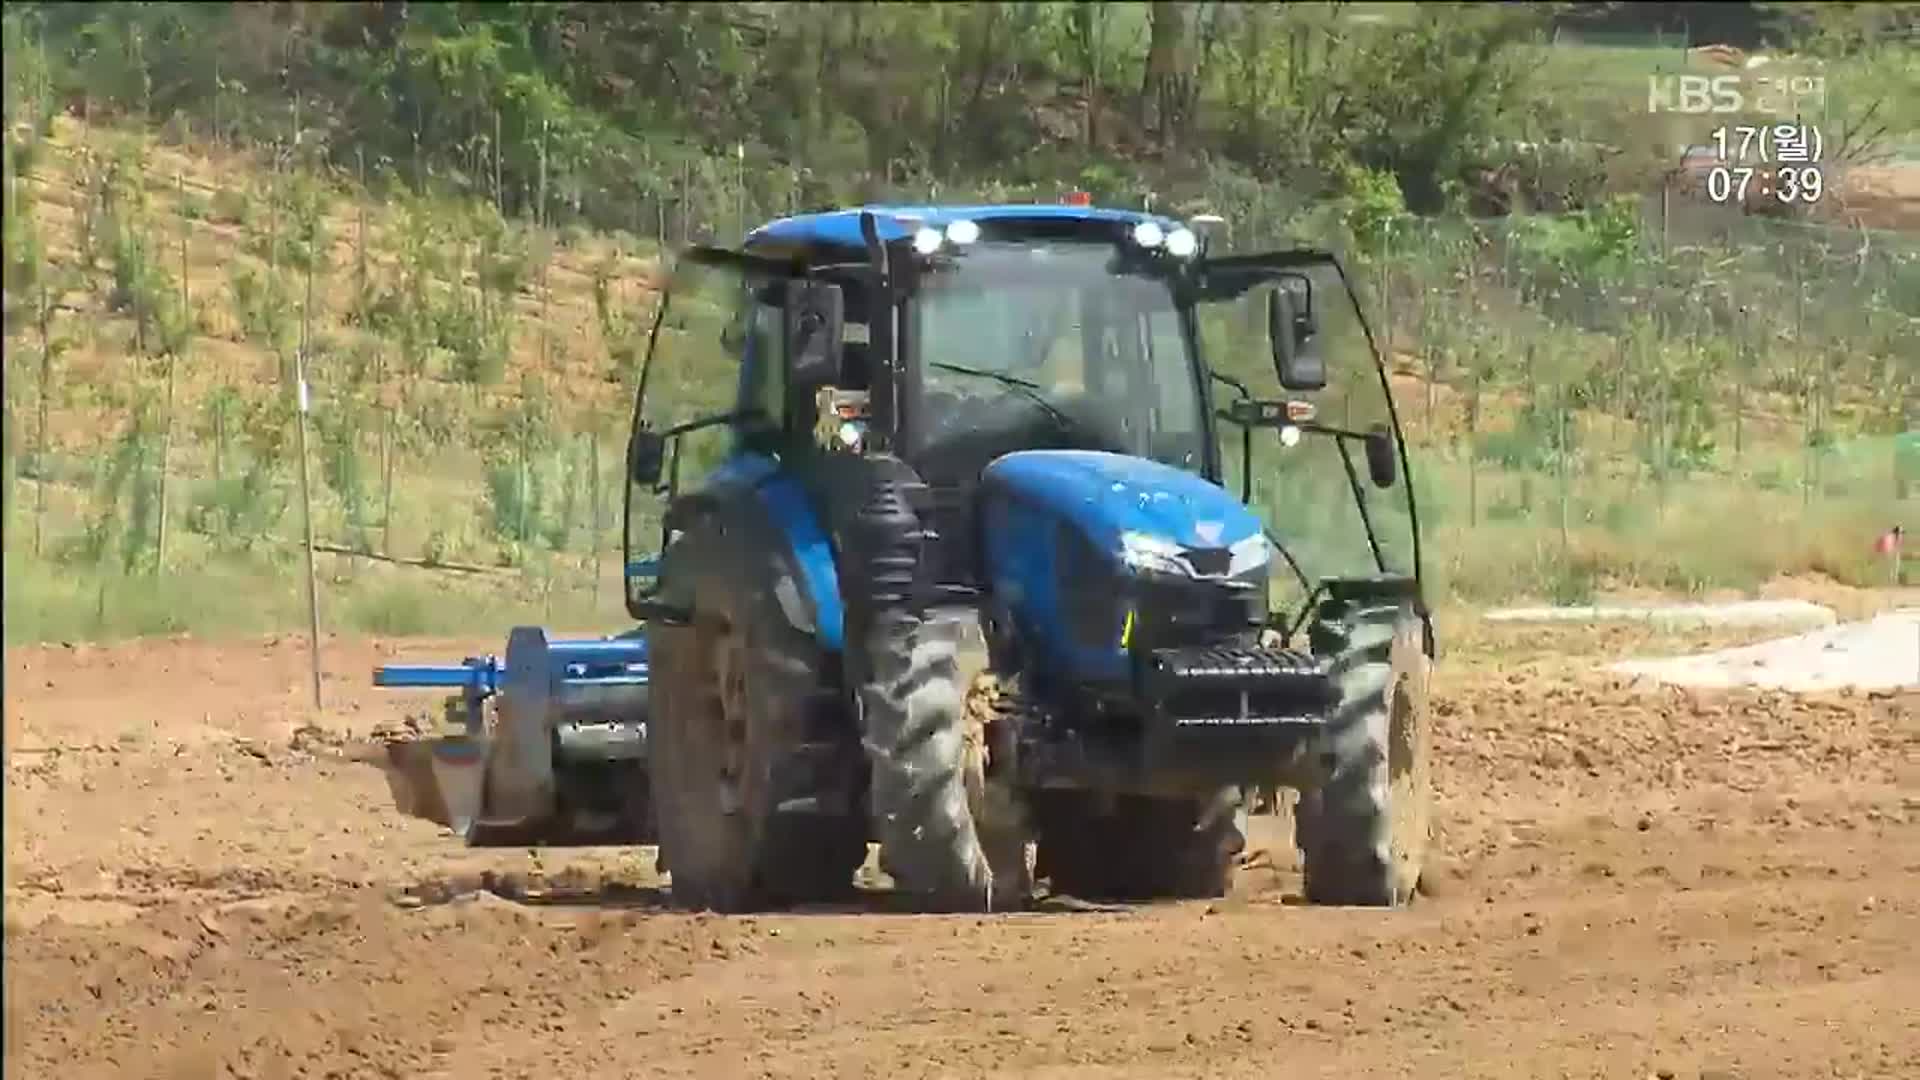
[981,450,1267,577]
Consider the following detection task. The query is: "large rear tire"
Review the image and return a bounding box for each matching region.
[1295,604,1432,906]
[647,517,867,912]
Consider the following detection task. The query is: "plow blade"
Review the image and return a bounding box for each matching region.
[381,735,490,837]
[376,728,653,847]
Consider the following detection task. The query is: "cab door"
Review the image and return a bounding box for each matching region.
[1190,252,1421,614]
[622,248,799,618]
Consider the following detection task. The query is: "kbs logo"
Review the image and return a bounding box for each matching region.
[1647,75,1745,114]
[1647,74,1828,115]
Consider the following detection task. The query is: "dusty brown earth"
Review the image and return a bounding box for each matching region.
[5,610,1917,1080]
[1834,161,1920,232]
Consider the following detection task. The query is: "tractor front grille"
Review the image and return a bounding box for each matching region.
[1180,546,1231,577]
[1126,576,1266,651]
[1153,643,1320,680]
[1142,643,1334,728]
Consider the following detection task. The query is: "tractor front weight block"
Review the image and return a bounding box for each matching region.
[1011,645,1334,797]
[1138,643,1333,778]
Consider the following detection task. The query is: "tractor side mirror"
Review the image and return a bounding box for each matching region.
[1268,284,1324,391]
[628,428,666,490]
[1364,424,1398,489]
[785,279,846,390]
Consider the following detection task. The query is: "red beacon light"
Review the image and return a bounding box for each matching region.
[1063,190,1092,207]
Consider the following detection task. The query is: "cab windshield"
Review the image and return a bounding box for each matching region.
[906,242,1208,474]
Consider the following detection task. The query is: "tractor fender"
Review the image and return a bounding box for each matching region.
[673,453,845,653]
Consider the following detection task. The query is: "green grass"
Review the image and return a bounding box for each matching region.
[1421,457,1910,604]
[14,432,1906,647]
[2,548,617,646]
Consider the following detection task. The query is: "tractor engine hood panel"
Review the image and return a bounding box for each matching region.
[979,450,1264,564]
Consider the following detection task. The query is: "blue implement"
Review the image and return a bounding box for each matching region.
[373,634,649,734]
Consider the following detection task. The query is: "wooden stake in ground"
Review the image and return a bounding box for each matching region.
[1379,216,1394,363]
[33,213,55,559]
[589,425,602,606]
[356,148,368,316]
[293,152,323,711]
[1467,351,1482,528]
[157,172,187,572]
[1557,389,1571,561]
[1794,250,1813,510]
[382,409,394,557]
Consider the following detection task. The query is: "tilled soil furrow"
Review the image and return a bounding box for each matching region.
[5,628,1916,1077]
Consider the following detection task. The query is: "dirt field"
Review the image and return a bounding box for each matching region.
[1836,160,1920,232]
[5,613,1917,1080]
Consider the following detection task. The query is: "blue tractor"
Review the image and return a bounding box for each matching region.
[377,202,1434,911]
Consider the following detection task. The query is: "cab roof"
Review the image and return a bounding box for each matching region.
[742,203,1187,258]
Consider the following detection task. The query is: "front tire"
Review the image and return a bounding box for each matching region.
[1296,605,1432,906]
[862,612,997,911]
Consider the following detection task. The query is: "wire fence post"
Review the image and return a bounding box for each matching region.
[381,403,397,555]
[294,133,323,711]
[589,425,602,607]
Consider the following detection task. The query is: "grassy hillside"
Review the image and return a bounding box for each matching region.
[2,3,1917,644]
[3,111,1914,645]
[4,115,660,641]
